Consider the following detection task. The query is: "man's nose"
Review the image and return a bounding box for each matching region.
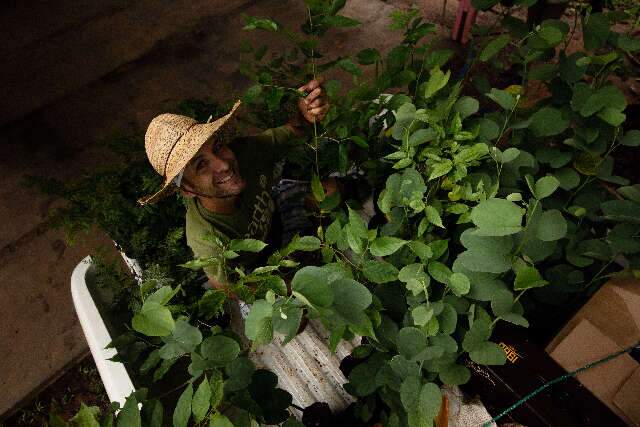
[209,152,230,173]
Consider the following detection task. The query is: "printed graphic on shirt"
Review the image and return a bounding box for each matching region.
[246,175,275,239]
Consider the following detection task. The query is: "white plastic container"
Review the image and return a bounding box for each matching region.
[70,256,135,407]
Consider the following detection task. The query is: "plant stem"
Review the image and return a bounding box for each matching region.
[307,6,321,178]
[514,198,539,255]
[585,257,616,289]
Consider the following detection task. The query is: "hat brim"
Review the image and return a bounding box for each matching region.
[138,100,241,206]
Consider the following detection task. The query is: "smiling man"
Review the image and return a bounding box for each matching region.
[139,79,329,292]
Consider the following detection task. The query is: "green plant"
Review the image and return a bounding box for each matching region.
[48,1,640,425]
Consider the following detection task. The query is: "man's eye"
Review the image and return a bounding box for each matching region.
[196,160,204,171]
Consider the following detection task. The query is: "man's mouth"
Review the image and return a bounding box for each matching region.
[214,171,236,185]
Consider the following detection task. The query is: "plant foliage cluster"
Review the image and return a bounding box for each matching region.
[42,1,640,426]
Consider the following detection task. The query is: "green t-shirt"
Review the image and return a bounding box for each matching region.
[185,125,295,281]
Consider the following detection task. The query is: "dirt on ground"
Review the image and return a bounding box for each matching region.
[1,356,109,426]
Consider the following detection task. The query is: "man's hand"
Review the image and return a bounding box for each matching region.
[297,78,330,124]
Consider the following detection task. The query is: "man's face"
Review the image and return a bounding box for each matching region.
[182,138,246,199]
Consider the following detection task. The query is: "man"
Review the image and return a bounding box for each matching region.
[139,79,329,293]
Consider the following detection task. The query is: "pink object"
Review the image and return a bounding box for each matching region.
[451,0,478,44]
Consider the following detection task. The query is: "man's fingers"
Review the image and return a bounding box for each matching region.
[298,77,325,94]
[304,87,322,104]
[308,105,329,116]
[307,98,323,109]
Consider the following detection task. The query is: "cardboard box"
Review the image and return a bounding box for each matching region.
[546,278,640,426]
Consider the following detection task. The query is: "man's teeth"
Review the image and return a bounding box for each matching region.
[216,172,234,184]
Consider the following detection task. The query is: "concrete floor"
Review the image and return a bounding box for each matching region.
[0,0,492,416]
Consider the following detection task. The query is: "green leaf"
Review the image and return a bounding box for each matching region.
[154,358,178,382]
[209,413,233,427]
[583,12,610,51]
[398,327,427,360]
[528,63,557,80]
[141,399,162,427]
[159,320,203,359]
[534,175,560,199]
[356,48,381,65]
[424,68,450,99]
[324,219,342,244]
[243,16,279,31]
[514,266,549,290]
[419,382,443,422]
[291,266,333,307]
[330,278,373,325]
[428,261,452,284]
[486,88,515,110]
[116,395,141,427]
[146,286,180,306]
[598,108,626,126]
[457,230,513,273]
[554,168,580,190]
[273,304,303,344]
[448,272,471,296]
[291,235,321,251]
[621,130,640,147]
[243,84,262,103]
[469,342,507,365]
[535,209,567,241]
[439,364,471,385]
[132,302,175,337]
[537,25,564,47]
[245,300,273,345]
[224,357,255,392]
[210,370,224,409]
[363,260,399,284]
[618,185,640,203]
[601,200,640,223]
[370,236,407,256]
[323,14,360,27]
[480,34,511,62]
[229,239,268,253]
[192,377,212,423]
[580,85,627,117]
[425,206,444,228]
[462,316,491,351]
[438,304,458,334]
[348,206,368,238]
[529,107,569,137]
[428,159,453,180]
[265,87,284,111]
[408,241,433,261]
[311,173,325,202]
[454,96,480,119]
[140,349,161,375]
[412,305,434,326]
[471,199,524,236]
[338,58,362,76]
[491,289,514,317]
[173,384,193,427]
[200,335,241,365]
[409,129,437,146]
[71,403,100,427]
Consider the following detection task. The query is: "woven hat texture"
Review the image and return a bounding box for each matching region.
[139,100,241,205]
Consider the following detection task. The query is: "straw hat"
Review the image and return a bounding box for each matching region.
[138,100,242,205]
